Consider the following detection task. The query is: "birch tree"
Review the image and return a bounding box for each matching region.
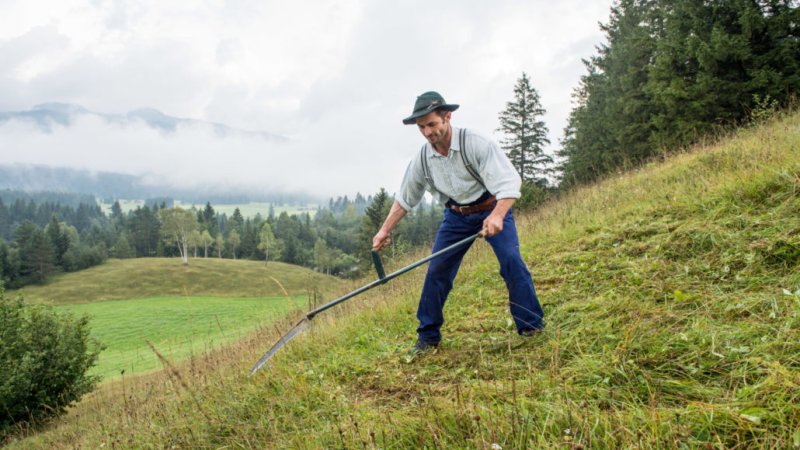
[159,207,197,265]
[257,222,281,264]
[200,230,214,258]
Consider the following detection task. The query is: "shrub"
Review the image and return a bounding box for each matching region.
[515,180,551,211]
[0,289,103,434]
[62,243,107,272]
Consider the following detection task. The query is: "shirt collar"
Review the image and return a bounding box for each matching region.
[427,126,461,158]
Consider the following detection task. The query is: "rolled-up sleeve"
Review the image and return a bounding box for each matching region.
[397,157,427,211]
[474,136,521,200]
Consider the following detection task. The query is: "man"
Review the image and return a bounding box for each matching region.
[372,91,545,353]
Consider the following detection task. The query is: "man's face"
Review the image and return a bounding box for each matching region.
[415,111,451,146]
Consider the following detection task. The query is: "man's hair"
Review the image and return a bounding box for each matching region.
[435,109,448,119]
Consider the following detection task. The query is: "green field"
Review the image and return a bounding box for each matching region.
[10,257,345,382]
[57,295,304,380]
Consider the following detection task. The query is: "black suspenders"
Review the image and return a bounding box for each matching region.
[419,128,488,199]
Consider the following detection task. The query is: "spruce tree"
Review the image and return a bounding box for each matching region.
[359,188,392,258]
[15,221,55,284]
[46,215,69,268]
[497,72,551,185]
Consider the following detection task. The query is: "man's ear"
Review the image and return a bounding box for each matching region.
[444,111,452,123]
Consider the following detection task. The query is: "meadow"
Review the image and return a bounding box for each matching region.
[8,257,345,383]
[16,257,343,304]
[56,295,306,380]
[5,112,800,448]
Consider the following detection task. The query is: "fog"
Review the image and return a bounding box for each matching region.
[0,0,614,199]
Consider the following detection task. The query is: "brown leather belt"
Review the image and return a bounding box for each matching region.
[449,196,497,215]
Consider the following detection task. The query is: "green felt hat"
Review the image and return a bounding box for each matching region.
[402,91,459,125]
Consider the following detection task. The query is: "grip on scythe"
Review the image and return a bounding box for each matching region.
[371,250,386,282]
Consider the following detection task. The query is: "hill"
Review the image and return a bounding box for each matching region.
[5,258,348,383]
[6,112,799,448]
[14,257,344,304]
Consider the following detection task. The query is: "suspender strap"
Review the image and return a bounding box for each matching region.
[420,144,443,198]
[458,128,488,192]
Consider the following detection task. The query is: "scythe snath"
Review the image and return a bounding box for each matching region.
[248,232,482,376]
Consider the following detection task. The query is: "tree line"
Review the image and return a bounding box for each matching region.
[0,191,443,289]
[494,1,798,195]
[556,0,799,186]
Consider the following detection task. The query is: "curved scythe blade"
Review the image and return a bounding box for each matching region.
[248,317,310,376]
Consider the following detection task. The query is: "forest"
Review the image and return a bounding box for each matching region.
[558,0,799,185]
[0,189,442,289]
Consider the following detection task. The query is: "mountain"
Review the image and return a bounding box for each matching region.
[0,102,287,142]
[0,163,318,204]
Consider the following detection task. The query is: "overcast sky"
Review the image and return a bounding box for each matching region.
[0,0,614,201]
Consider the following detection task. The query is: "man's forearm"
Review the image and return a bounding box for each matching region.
[379,200,408,234]
[491,198,515,218]
[482,198,515,237]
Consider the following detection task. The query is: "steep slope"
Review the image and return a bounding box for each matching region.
[8,112,799,448]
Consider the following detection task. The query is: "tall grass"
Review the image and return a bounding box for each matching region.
[6,112,800,448]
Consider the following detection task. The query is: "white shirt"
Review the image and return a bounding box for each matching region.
[397,127,522,211]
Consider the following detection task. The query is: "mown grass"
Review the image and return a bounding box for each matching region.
[6,112,800,448]
[56,295,306,380]
[13,257,342,304]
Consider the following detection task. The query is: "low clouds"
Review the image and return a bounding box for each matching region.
[0,0,613,199]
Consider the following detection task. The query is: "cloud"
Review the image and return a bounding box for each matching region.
[0,0,615,200]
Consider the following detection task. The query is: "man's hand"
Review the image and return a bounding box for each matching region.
[481,198,515,237]
[372,201,408,251]
[481,212,504,237]
[372,229,392,251]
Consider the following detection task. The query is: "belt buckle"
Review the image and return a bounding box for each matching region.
[457,205,470,214]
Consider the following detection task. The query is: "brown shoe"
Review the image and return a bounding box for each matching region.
[520,328,543,337]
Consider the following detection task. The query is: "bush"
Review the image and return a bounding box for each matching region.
[62,243,107,272]
[515,180,551,211]
[0,289,103,434]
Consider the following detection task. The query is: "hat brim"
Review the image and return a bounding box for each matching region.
[402,104,459,125]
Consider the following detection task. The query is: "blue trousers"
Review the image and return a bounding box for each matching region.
[416,208,545,344]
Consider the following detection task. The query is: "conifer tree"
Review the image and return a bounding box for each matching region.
[46,215,69,268]
[558,0,800,187]
[359,188,392,258]
[15,221,55,284]
[497,72,551,185]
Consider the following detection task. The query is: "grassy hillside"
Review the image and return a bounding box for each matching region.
[7,112,799,448]
[13,257,343,304]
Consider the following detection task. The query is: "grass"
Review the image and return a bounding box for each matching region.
[7,258,344,385]
[13,257,342,304]
[56,295,306,380]
[5,111,800,448]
